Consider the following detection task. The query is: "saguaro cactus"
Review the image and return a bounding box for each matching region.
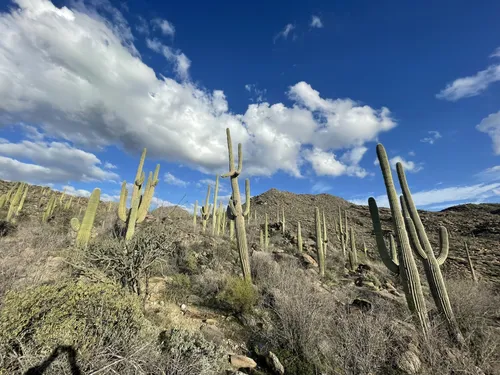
[464,241,478,283]
[315,207,325,277]
[71,188,100,249]
[211,175,220,235]
[397,163,464,345]
[322,210,328,257]
[221,128,252,283]
[368,143,430,339]
[348,227,358,271]
[338,208,348,258]
[6,183,27,222]
[42,194,57,223]
[201,185,211,233]
[297,221,303,253]
[264,213,269,249]
[118,149,160,241]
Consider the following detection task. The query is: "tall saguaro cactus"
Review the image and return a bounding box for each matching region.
[368,143,430,339]
[118,148,160,241]
[297,221,303,253]
[42,194,57,223]
[348,227,358,271]
[397,163,464,345]
[6,183,27,222]
[211,175,220,235]
[315,207,325,277]
[221,128,252,283]
[71,188,100,249]
[201,185,211,233]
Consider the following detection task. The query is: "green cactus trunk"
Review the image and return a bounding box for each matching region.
[464,241,478,283]
[315,207,325,277]
[73,188,100,249]
[264,213,269,249]
[6,183,25,222]
[221,128,252,283]
[211,175,220,235]
[348,227,358,271]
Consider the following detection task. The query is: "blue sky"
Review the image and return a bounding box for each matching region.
[0,0,500,212]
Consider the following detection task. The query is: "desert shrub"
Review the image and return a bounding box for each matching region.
[0,279,154,373]
[0,220,16,237]
[83,221,175,295]
[191,269,226,300]
[164,273,192,303]
[159,328,225,375]
[217,276,258,314]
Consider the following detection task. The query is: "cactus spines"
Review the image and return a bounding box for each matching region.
[370,143,430,339]
[72,188,100,249]
[397,162,464,345]
[464,241,478,283]
[348,227,358,271]
[315,207,325,277]
[297,221,303,253]
[201,185,211,233]
[211,175,220,235]
[221,128,251,283]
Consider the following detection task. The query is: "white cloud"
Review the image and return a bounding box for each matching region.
[104,161,117,169]
[0,0,396,181]
[146,38,191,80]
[476,165,500,181]
[135,16,149,35]
[310,15,323,28]
[164,172,188,187]
[311,181,331,194]
[374,155,423,173]
[303,148,368,178]
[350,183,500,209]
[0,139,119,183]
[274,23,295,42]
[420,130,442,144]
[476,111,500,154]
[152,18,175,37]
[436,48,500,100]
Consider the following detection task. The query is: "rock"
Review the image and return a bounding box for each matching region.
[180,303,187,312]
[301,253,318,268]
[350,298,373,313]
[396,350,421,374]
[229,354,257,370]
[266,351,285,375]
[200,324,224,345]
[356,263,372,273]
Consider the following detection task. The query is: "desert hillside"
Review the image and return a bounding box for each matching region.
[0,178,499,375]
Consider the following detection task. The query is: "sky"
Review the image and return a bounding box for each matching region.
[0,0,500,213]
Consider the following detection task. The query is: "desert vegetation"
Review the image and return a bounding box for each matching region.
[0,129,498,374]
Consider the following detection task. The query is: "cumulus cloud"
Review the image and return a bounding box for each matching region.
[374,155,423,173]
[164,172,188,187]
[476,165,500,182]
[310,15,323,28]
[350,183,500,209]
[0,0,396,181]
[420,130,442,144]
[244,84,267,103]
[303,148,368,178]
[104,162,117,169]
[273,23,295,42]
[436,48,500,100]
[476,111,500,154]
[0,139,119,183]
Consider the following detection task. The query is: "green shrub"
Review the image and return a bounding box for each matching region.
[0,279,148,361]
[165,273,192,303]
[217,276,258,314]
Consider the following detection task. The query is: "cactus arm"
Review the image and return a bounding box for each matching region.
[389,234,399,266]
[401,195,427,260]
[228,196,236,216]
[118,181,128,222]
[221,129,242,178]
[368,197,399,273]
[436,226,449,265]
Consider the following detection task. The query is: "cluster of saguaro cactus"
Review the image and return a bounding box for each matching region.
[221,128,252,283]
[71,188,100,248]
[118,148,160,241]
[368,144,430,339]
[5,183,28,222]
[369,143,465,344]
